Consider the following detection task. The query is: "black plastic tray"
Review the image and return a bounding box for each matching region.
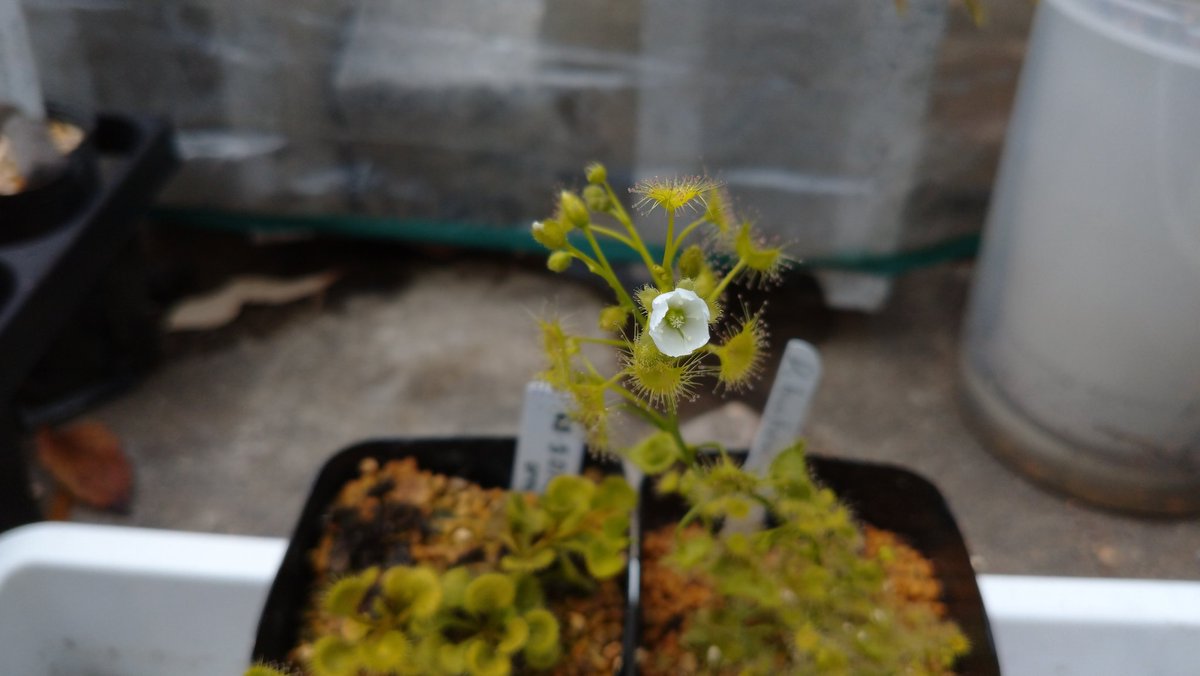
[251,437,634,675]
[639,454,1000,676]
[0,112,177,406]
[0,106,100,245]
[0,111,177,533]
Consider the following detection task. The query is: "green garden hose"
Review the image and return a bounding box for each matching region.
[151,207,980,278]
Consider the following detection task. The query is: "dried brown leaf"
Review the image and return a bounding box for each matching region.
[166,271,340,331]
[36,421,133,512]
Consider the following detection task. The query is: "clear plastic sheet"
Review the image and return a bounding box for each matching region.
[23,0,947,307]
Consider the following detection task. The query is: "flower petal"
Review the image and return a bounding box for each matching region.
[648,289,711,357]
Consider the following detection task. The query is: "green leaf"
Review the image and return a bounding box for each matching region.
[498,616,529,655]
[601,514,630,541]
[465,638,512,676]
[464,573,516,616]
[382,566,442,619]
[513,573,545,611]
[436,640,468,674]
[321,568,376,618]
[309,636,358,676]
[340,618,371,643]
[506,494,550,537]
[721,496,752,519]
[656,470,680,494]
[725,532,751,556]
[591,475,637,512]
[628,431,679,475]
[670,532,713,568]
[522,608,561,657]
[358,630,409,672]
[543,475,595,519]
[500,547,557,573]
[524,641,561,671]
[583,538,626,579]
[440,567,472,609]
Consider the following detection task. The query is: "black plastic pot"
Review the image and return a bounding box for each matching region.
[0,106,100,245]
[254,440,996,675]
[251,437,635,675]
[638,454,1000,676]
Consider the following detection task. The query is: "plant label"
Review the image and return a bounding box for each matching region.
[0,0,44,120]
[512,381,586,493]
[746,339,822,472]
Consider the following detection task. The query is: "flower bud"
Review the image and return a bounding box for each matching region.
[531,219,568,250]
[547,251,572,273]
[635,286,661,315]
[650,264,672,289]
[598,305,628,332]
[582,184,610,212]
[585,162,607,185]
[559,191,590,228]
[678,245,707,279]
[675,278,695,291]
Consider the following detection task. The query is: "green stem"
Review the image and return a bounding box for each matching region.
[610,385,668,429]
[576,336,628,348]
[692,440,729,458]
[662,210,676,273]
[664,412,695,465]
[673,217,708,252]
[707,259,748,303]
[603,369,627,388]
[565,244,601,270]
[677,503,707,533]
[589,225,636,249]
[603,181,659,273]
[579,354,604,380]
[580,228,637,313]
[621,402,667,430]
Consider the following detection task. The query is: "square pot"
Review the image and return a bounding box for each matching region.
[637,453,1000,675]
[251,437,633,675]
[255,438,996,674]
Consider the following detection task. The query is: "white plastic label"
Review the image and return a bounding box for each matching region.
[511,381,586,492]
[746,339,822,472]
[0,0,44,119]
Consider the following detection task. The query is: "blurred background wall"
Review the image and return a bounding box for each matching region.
[22,0,969,309]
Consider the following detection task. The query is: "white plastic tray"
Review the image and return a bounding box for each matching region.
[979,575,1200,675]
[0,523,284,676]
[2,522,1199,675]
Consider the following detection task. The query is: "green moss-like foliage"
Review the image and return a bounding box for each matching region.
[501,474,635,585]
[660,444,969,674]
[288,565,564,676]
[244,665,295,676]
[253,465,632,676]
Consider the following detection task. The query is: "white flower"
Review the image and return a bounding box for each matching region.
[648,288,711,357]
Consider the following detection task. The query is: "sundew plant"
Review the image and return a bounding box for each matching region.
[533,163,781,459]
[533,163,970,674]
[248,473,636,676]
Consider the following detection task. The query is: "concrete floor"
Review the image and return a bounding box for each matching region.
[41,237,1199,582]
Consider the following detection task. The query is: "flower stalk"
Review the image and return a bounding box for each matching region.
[531,163,968,674]
[534,165,777,458]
